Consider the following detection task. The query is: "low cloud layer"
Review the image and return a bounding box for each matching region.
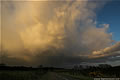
[91,42,120,58]
[1,0,119,67]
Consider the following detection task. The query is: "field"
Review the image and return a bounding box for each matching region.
[0,70,46,80]
[0,65,120,80]
[0,70,92,80]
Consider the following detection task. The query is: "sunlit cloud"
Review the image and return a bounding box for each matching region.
[1,0,118,67]
[91,42,120,58]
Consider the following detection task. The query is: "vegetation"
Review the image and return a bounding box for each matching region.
[0,71,45,80]
[0,64,120,80]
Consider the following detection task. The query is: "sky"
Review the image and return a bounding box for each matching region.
[0,0,120,68]
[97,1,120,42]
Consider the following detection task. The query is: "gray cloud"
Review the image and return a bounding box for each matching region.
[1,0,119,67]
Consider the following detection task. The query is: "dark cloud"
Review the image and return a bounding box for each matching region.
[1,0,119,67]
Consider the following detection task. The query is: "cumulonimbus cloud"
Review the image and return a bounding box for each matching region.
[1,0,117,67]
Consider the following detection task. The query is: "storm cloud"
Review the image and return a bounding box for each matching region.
[1,0,119,67]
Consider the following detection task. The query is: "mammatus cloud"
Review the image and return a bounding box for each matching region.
[1,0,119,67]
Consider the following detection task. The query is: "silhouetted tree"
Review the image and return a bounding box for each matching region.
[98,64,112,69]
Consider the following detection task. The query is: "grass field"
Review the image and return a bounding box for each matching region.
[0,65,120,80]
[0,70,46,80]
[0,70,93,80]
